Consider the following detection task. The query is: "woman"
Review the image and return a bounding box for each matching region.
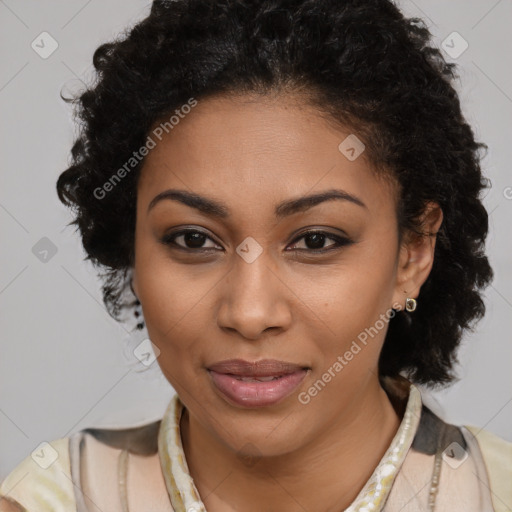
[1,0,510,510]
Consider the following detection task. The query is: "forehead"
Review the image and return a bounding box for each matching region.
[138,93,397,219]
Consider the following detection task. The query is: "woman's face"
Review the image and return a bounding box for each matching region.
[133,93,414,456]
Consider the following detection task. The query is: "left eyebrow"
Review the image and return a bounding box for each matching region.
[147,188,367,218]
[274,189,367,218]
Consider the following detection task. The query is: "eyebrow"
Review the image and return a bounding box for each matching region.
[147,188,367,218]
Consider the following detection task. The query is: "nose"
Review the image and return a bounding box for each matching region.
[216,250,292,341]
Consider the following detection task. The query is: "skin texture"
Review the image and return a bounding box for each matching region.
[132,92,443,511]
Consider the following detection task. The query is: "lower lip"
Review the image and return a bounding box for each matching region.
[208,369,308,408]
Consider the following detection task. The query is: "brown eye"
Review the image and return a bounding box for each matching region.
[161,229,221,251]
[287,230,353,253]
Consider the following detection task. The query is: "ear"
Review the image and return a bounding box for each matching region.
[392,201,443,311]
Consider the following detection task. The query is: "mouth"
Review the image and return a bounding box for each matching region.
[207,359,310,408]
[230,375,286,382]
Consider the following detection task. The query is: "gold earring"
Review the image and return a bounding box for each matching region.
[405,297,417,312]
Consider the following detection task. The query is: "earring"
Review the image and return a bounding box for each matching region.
[405,297,417,312]
[134,298,145,330]
[129,279,145,330]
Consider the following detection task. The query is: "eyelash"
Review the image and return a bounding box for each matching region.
[160,228,353,254]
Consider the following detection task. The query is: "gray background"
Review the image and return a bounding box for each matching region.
[1,0,511,480]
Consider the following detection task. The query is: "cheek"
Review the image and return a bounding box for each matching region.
[345,227,398,307]
[134,242,226,385]
[134,229,202,329]
[133,239,198,363]
[307,234,398,359]
[316,245,396,314]
[138,266,207,359]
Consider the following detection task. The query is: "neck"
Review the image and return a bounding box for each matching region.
[180,378,402,512]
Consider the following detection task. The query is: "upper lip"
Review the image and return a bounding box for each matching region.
[207,359,308,377]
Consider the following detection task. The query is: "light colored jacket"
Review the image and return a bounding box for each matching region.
[1,385,511,511]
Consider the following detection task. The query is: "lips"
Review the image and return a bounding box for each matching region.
[208,358,306,377]
[207,359,309,408]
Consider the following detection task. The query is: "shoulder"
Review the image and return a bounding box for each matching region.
[0,418,168,512]
[0,437,75,512]
[463,424,512,467]
[409,404,511,510]
[462,425,512,512]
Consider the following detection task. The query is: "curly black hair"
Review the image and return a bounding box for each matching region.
[56,0,493,388]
